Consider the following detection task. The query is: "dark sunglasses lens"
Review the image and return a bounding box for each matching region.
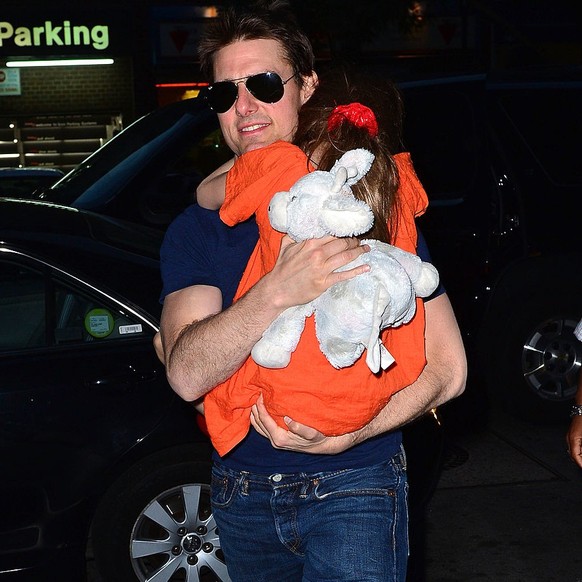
[206,72,286,112]
[247,72,285,103]
[207,82,237,113]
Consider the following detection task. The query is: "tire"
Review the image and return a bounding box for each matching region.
[91,445,231,582]
[486,293,581,423]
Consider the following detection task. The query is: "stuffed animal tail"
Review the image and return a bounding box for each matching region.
[365,283,395,373]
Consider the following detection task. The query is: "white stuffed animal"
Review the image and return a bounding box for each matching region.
[251,148,440,373]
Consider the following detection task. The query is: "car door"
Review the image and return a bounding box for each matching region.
[0,251,174,554]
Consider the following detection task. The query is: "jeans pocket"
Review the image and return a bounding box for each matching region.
[314,457,405,501]
[210,464,241,509]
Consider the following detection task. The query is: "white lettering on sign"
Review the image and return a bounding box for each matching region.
[0,20,109,50]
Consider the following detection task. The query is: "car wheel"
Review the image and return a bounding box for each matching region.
[91,446,231,582]
[487,294,581,423]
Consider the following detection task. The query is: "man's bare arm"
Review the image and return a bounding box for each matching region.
[566,371,582,469]
[250,293,467,453]
[195,157,233,210]
[160,235,371,402]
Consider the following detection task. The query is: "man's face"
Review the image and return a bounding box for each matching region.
[212,38,317,156]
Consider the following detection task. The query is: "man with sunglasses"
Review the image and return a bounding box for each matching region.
[157,2,466,580]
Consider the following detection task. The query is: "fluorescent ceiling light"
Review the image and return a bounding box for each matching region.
[5,58,114,68]
[155,82,209,88]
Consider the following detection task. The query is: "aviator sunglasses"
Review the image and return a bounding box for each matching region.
[205,71,297,113]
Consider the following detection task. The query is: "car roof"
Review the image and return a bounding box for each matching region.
[486,64,582,86]
[0,198,165,315]
[392,64,582,90]
[0,197,162,256]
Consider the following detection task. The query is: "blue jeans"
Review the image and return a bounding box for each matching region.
[211,448,409,582]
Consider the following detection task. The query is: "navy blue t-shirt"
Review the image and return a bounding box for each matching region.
[160,203,441,474]
[160,204,259,307]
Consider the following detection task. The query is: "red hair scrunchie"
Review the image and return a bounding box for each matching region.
[327,102,379,138]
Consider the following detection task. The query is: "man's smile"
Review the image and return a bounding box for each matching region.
[240,123,270,133]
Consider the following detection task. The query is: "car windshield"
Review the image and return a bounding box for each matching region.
[41,98,216,206]
[74,114,197,208]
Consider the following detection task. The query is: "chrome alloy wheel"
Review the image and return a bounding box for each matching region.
[521,317,582,402]
[130,484,230,582]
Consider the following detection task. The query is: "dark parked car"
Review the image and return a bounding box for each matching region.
[0,200,225,581]
[34,99,230,229]
[0,199,441,582]
[398,68,582,423]
[34,67,582,423]
[0,167,64,199]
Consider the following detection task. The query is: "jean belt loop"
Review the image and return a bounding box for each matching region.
[298,474,312,498]
[239,471,250,496]
[398,444,408,470]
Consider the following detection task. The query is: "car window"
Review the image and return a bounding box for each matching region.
[126,126,231,227]
[0,259,151,352]
[0,262,46,349]
[41,98,228,223]
[0,174,62,199]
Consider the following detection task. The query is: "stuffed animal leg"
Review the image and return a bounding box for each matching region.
[251,302,314,368]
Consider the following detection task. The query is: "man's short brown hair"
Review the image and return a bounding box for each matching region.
[198,1,315,82]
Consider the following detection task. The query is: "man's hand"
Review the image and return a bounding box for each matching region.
[266,235,370,311]
[250,394,356,454]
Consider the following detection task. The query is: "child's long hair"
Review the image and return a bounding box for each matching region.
[294,68,404,244]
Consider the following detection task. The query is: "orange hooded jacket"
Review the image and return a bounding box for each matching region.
[203,141,429,456]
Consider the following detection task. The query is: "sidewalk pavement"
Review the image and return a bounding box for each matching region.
[424,408,582,582]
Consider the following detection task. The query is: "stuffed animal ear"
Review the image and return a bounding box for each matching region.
[321,196,374,237]
[331,149,375,186]
[331,166,348,194]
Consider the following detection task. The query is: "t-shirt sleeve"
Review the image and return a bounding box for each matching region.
[221,141,309,226]
[159,206,217,302]
[159,204,258,308]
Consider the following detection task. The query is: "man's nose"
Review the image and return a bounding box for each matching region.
[234,83,258,116]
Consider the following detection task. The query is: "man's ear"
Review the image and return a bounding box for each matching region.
[300,71,319,105]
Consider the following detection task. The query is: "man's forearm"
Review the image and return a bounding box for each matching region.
[566,370,582,468]
[163,236,371,402]
[165,278,284,401]
[352,350,463,446]
[352,293,467,444]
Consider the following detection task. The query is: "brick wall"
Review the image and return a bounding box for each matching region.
[0,58,135,123]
